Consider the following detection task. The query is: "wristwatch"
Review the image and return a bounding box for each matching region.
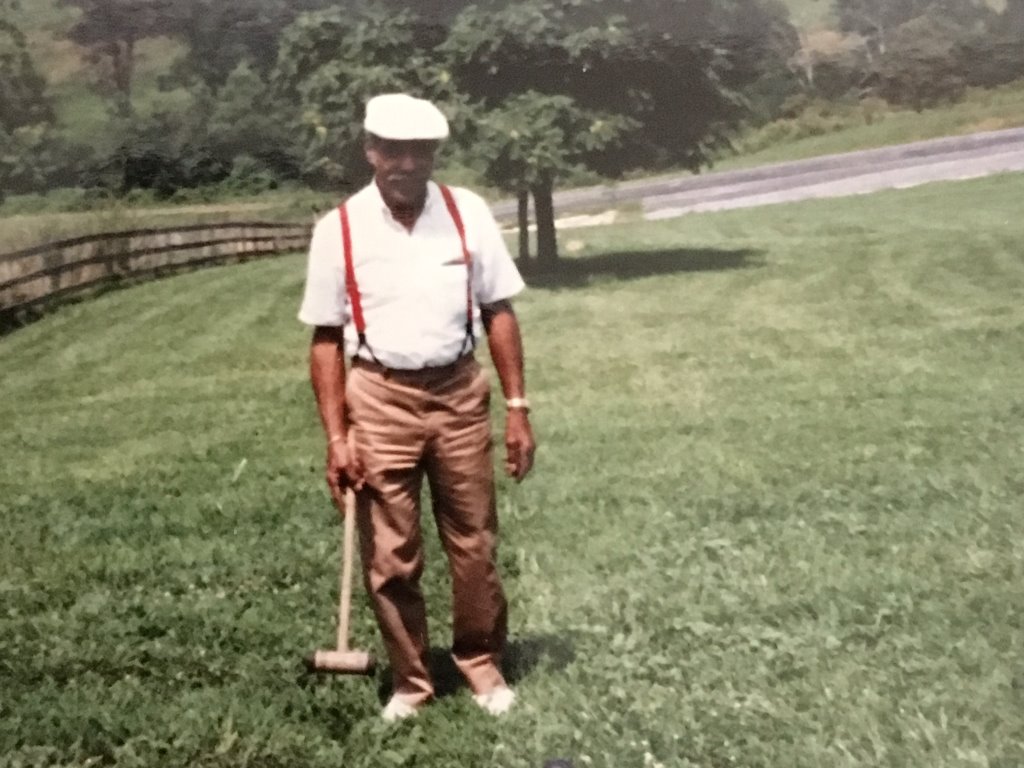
[506,397,531,411]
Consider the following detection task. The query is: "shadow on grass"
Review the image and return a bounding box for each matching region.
[374,633,577,702]
[295,635,575,741]
[521,247,764,289]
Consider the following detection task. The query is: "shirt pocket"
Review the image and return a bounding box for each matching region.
[426,259,471,324]
[433,257,469,286]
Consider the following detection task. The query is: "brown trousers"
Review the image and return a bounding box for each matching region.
[346,356,508,703]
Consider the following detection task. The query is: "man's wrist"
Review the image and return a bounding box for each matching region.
[327,433,346,446]
[506,397,530,412]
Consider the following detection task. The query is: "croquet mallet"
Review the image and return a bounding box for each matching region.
[305,486,375,675]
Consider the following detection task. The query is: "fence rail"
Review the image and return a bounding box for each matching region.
[0,221,310,317]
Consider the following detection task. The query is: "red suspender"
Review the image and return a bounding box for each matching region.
[338,203,367,340]
[438,184,475,345]
[339,184,475,363]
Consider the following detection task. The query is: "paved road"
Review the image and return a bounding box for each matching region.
[489,127,1024,223]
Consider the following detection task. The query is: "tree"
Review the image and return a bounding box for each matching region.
[444,0,744,265]
[166,0,334,88]
[0,18,52,132]
[873,15,969,109]
[834,0,991,58]
[0,17,57,203]
[60,0,176,117]
[1006,0,1024,31]
[267,0,774,268]
[374,0,475,24]
[273,6,452,190]
[113,98,234,196]
[836,0,925,57]
[789,28,869,99]
[206,62,298,180]
[466,92,635,268]
[960,0,1024,88]
[833,0,996,107]
[710,0,802,121]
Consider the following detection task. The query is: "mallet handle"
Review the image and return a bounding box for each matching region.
[337,487,356,653]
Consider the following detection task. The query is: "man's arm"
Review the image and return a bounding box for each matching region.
[310,325,363,505]
[482,300,536,481]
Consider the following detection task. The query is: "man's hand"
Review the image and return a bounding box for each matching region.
[325,438,365,509]
[505,410,536,482]
[482,300,534,481]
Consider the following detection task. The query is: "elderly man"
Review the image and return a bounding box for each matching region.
[298,93,535,721]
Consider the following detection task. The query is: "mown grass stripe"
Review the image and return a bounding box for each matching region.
[2,174,1023,767]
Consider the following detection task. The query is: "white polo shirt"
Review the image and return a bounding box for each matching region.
[298,180,525,369]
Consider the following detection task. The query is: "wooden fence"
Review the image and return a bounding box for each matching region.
[0,221,309,318]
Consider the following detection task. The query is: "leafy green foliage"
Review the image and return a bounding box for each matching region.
[467,91,636,193]
[103,87,221,196]
[0,18,62,203]
[273,6,451,189]
[3,175,1024,765]
[206,62,298,181]
[873,15,971,109]
[829,0,1001,107]
[446,0,746,175]
[59,0,180,115]
[0,124,80,201]
[958,0,1024,90]
[789,29,870,101]
[834,0,990,55]
[709,0,803,120]
[3,0,1022,204]
[443,0,752,261]
[0,19,52,132]
[165,0,336,88]
[462,87,636,265]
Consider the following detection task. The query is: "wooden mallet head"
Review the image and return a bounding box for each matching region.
[304,649,376,675]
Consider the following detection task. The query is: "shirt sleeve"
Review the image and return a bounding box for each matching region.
[297,212,347,327]
[461,190,526,305]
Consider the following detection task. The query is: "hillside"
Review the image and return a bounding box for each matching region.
[3,0,1023,221]
[7,0,190,148]
[777,0,1006,29]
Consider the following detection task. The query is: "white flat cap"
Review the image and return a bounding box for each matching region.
[364,93,450,141]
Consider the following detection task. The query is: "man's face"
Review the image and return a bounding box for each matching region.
[365,138,439,207]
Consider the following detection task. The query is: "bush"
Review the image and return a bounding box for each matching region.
[730,98,867,155]
[959,34,1024,90]
[220,155,280,195]
[0,125,92,204]
[872,17,969,110]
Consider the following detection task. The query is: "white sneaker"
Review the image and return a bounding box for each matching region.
[473,685,516,716]
[381,695,420,722]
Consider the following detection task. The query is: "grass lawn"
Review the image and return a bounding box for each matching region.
[2,174,1024,767]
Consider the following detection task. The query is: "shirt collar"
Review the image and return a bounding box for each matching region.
[369,179,438,222]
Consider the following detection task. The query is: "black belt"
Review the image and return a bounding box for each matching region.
[351,353,475,381]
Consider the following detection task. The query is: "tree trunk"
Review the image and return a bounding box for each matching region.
[109,37,135,118]
[516,188,531,271]
[532,176,558,267]
[795,31,814,89]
